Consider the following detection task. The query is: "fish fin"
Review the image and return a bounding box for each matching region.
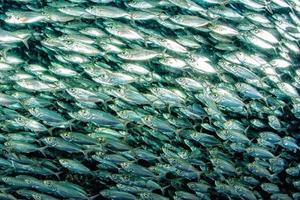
[25,4,43,11]
[53,171,62,180]
[157,10,168,21]
[167,104,173,113]
[129,14,137,27]
[67,118,76,130]
[82,149,93,159]
[249,138,256,145]
[22,36,30,49]
[175,128,184,140]
[245,104,253,118]
[122,119,132,130]
[162,48,168,57]
[48,127,55,136]
[265,5,273,14]
[272,46,278,55]
[160,185,169,195]
[143,35,151,47]
[196,171,203,182]
[220,0,229,6]
[263,95,270,107]
[243,125,250,134]
[0,48,10,59]
[267,174,279,182]
[36,138,43,146]
[88,194,100,200]
[288,3,296,15]
[38,146,47,157]
[236,167,244,176]
[192,123,199,131]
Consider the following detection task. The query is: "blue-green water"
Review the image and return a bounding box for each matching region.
[0,0,299,199]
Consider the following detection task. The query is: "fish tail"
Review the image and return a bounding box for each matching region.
[38,146,47,157]
[22,36,30,49]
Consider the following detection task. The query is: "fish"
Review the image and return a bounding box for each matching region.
[59,158,91,174]
[0,0,299,199]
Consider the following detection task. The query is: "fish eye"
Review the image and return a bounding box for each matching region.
[24,179,32,184]
[33,194,42,200]
[2,177,8,181]
[121,162,129,167]
[145,116,151,121]
[4,142,10,146]
[16,117,25,123]
[212,93,218,98]
[96,151,104,156]
[62,132,70,137]
[60,159,66,163]
[7,15,15,20]
[142,193,150,198]
[83,110,89,115]
[188,57,195,62]
[119,111,127,117]
[64,39,73,45]
[68,88,75,92]
[176,77,183,82]
[88,6,95,10]
[44,181,50,186]
[99,73,106,78]
[169,157,175,161]
[81,109,89,115]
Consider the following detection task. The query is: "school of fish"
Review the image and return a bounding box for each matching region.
[0,0,299,199]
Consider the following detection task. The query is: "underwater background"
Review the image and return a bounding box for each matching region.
[0,0,300,199]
